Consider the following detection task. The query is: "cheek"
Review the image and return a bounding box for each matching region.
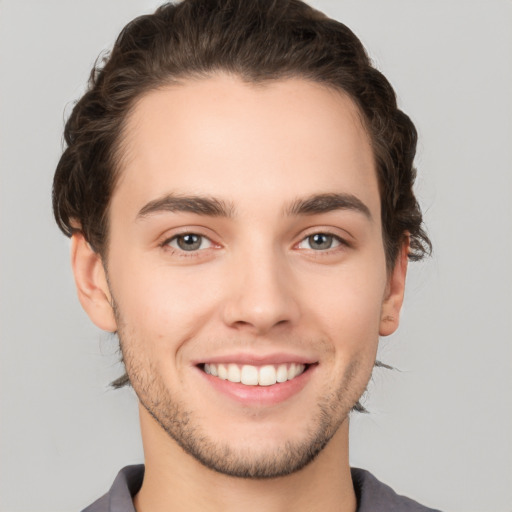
[109,257,221,344]
[305,261,387,355]
[313,265,386,322]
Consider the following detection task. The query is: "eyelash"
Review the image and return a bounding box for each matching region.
[161,231,349,258]
[296,232,348,252]
[161,232,215,258]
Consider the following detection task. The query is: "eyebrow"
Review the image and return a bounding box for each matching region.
[137,194,235,219]
[136,192,371,220]
[285,193,372,219]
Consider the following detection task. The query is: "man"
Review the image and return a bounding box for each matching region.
[52,0,436,510]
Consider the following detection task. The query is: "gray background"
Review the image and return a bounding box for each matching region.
[1,1,511,511]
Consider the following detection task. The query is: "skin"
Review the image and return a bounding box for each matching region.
[71,74,408,512]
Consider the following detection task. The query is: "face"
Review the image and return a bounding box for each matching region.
[75,74,406,478]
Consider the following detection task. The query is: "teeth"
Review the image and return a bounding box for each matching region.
[227,364,241,383]
[288,363,297,380]
[276,364,288,383]
[218,364,228,380]
[258,365,276,386]
[241,365,259,385]
[204,363,306,386]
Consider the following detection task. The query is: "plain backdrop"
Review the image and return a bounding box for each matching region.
[1,1,511,511]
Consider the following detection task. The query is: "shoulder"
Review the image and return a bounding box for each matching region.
[82,494,109,512]
[81,465,144,512]
[351,468,443,512]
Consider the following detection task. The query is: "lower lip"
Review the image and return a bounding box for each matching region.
[196,365,316,406]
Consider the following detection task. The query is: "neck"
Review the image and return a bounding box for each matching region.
[133,405,357,512]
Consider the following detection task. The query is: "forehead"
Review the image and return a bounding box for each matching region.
[112,74,378,218]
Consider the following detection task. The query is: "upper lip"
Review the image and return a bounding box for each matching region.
[192,352,318,366]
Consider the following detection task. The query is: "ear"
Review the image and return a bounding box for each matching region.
[70,233,117,332]
[379,239,409,336]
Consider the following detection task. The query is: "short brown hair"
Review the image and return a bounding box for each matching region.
[53,0,431,269]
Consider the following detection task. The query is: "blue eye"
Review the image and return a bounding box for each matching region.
[298,233,342,251]
[167,234,212,251]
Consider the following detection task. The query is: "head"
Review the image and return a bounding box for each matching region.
[53,0,430,479]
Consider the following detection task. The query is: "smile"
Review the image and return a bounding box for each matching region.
[203,363,307,386]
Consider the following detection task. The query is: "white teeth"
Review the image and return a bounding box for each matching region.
[227,364,241,383]
[204,362,306,386]
[218,364,228,380]
[276,364,288,383]
[258,365,277,386]
[241,365,259,385]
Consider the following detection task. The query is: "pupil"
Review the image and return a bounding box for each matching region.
[178,234,201,250]
[310,233,332,250]
[183,235,197,244]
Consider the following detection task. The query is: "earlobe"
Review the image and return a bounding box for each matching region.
[379,240,409,337]
[71,233,117,332]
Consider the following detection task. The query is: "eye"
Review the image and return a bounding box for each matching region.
[167,233,213,252]
[297,233,342,251]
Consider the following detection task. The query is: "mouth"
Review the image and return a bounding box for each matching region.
[200,362,310,387]
[195,354,318,405]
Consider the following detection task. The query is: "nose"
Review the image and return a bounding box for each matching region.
[221,245,300,335]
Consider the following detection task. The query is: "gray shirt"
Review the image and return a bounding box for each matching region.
[82,465,442,512]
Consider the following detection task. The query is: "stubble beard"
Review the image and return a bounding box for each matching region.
[114,309,368,479]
